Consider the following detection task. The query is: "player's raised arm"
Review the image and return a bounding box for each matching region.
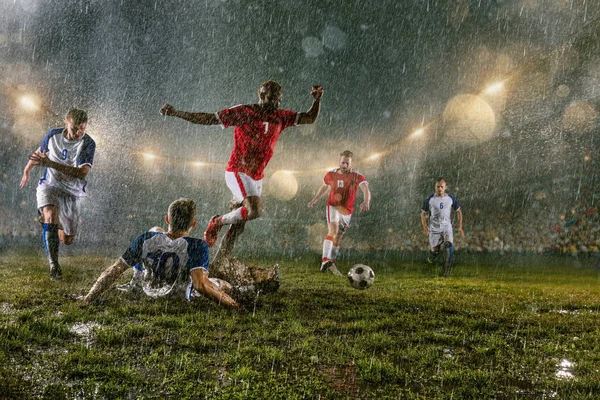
[308,182,329,208]
[80,258,129,303]
[159,104,219,125]
[297,85,323,125]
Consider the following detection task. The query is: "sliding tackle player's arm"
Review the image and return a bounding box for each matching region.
[190,268,240,309]
[80,259,129,303]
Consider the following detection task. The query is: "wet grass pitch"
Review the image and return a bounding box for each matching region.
[1,253,599,398]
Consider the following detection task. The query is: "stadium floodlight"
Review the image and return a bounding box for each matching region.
[367,153,381,161]
[19,95,40,112]
[411,128,425,137]
[483,81,504,94]
[192,161,206,167]
[143,153,157,161]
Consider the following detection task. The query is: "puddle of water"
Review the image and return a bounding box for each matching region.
[555,358,575,380]
[1,302,15,315]
[69,322,102,347]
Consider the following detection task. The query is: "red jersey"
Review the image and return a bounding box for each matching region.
[323,169,367,215]
[216,105,299,180]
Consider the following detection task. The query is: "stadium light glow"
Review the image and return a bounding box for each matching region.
[280,170,295,174]
[483,81,504,94]
[19,95,40,112]
[192,161,206,167]
[367,153,382,161]
[411,128,425,137]
[143,153,157,161]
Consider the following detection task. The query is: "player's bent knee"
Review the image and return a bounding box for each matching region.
[444,241,453,248]
[243,197,263,220]
[246,206,263,220]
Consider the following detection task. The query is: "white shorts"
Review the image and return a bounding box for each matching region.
[326,205,352,229]
[36,186,81,236]
[225,171,262,203]
[429,226,453,251]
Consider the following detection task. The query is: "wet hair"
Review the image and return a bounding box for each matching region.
[340,150,354,159]
[168,198,197,232]
[65,108,88,125]
[258,80,282,97]
[435,177,446,184]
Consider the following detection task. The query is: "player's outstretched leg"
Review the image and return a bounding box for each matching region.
[320,234,334,272]
[204,215,224,247]
[205,200,254,247]
[214,221,246,264]
[209,257,280,296]
[326,226,346,276]
[42,223,62,280]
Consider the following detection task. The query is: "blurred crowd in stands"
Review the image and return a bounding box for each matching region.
[394,203,600,256]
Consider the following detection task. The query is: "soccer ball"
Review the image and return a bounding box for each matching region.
[347,264,375,290]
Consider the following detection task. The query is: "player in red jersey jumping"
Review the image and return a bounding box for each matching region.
[160,81,323,260]
[308,150,371,275]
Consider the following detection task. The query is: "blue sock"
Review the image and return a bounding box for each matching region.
[445,242,454,265]
[42,223,60,266]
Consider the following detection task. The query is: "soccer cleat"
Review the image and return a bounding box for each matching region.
[320,260,332,273]
[328,261,343,277]
[427,251,438,265]
[49,263,62,281]
[204,215,223,247]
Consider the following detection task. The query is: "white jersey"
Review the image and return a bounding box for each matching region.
[120,232,210,299]
[37,128,96,197]
[421,194,461,233]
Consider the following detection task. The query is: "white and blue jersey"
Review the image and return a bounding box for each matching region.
[120,232,209,299]
[38,128,95,197]
[421,194,460,233]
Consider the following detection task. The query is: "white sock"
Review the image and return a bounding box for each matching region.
[331,244,340,261]
[322,236,334,263]
[221,206,247,225]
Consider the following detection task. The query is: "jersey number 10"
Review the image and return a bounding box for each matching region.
[147,250,181,281]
